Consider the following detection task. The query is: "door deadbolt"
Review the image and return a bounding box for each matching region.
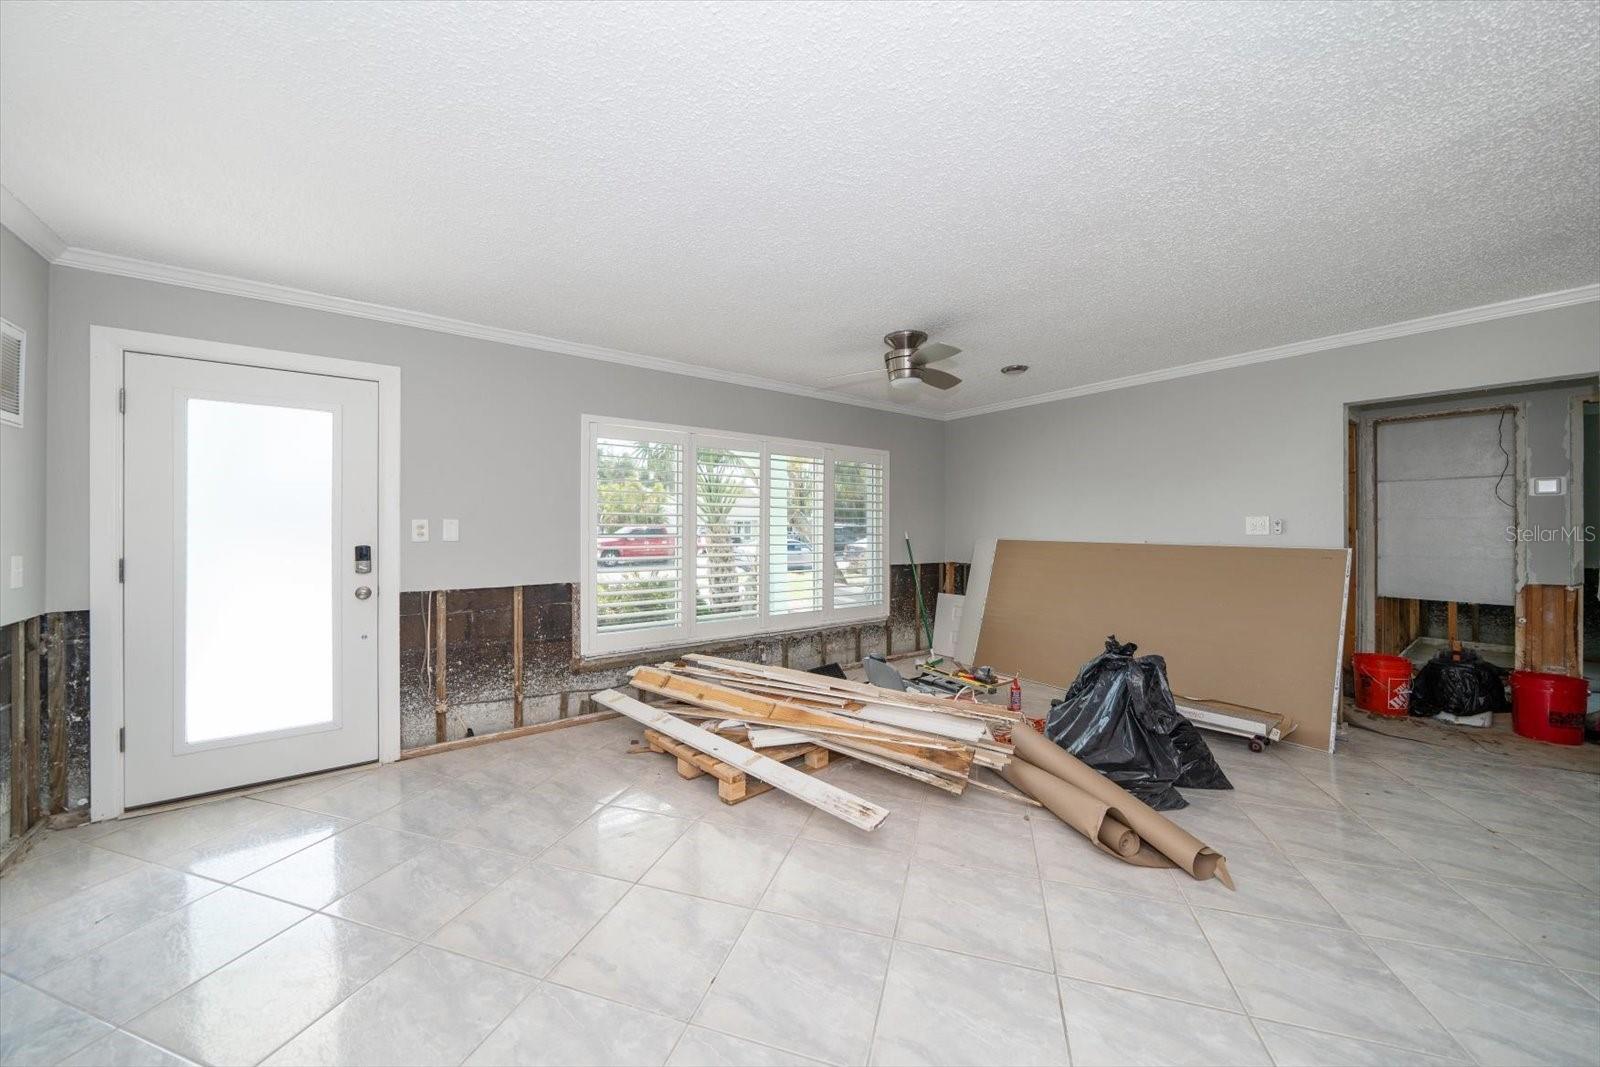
[354,586,372,600]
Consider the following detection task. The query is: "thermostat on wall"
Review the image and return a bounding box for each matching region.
[1528,476,1567,496]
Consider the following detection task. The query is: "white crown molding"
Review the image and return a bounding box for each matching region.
[44,242,1598,423]
[0,186,67,261]
[947,283,1600,420]
[50,246,924,419]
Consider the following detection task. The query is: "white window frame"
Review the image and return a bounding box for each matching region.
[580,415,890,657]
[1,317,25,428]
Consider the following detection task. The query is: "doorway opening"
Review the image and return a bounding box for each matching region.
[1345,376,1596,759]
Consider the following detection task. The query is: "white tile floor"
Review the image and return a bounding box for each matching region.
[2,718,1598,1066]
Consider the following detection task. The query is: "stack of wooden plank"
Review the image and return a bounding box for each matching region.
[629,655,1022,799]
[591,654,1027,832]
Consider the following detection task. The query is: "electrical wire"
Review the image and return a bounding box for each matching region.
[1492,409,1514,510]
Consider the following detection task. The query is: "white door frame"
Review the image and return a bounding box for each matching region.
[89,326,402,821]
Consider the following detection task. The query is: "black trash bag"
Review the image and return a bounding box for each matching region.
[1045,637,1230,810]
[1408,650,1508,718]
[1169,715,1234,791]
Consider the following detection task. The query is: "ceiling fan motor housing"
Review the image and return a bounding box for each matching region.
[884,352,922,382]
[883,329,927,355]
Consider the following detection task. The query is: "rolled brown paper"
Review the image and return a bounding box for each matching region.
[1010,725,1233,888]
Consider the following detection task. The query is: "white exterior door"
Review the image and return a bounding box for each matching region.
[122,351,380,807]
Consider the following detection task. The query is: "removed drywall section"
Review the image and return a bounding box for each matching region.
[400,563,945,749]
[943,301,1598,563]
[43,265,945,610]
[0,226,49,627]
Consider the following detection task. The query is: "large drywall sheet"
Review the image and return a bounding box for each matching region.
[974,540,1349,750]
[1375,412,1515,605]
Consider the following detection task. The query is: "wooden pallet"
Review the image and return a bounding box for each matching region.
[641,727,831,804]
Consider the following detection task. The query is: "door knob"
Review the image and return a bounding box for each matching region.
[354,586,372,600]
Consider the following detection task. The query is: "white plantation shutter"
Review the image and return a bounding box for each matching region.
[769,451,824,617]
[0,320,23,427]
[696,445,760,623]
[832,456,886,610]
[590,431,685,645]
[582,418,888,654]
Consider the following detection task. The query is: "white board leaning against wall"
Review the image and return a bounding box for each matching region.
[1375,412,1516,605]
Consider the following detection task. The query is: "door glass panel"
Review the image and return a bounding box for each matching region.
[185,398,335,743]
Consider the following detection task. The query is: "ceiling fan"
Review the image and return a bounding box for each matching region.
[823,330,963,395]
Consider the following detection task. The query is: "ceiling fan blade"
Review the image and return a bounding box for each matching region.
[820,368,885,387]
[913,342,961,365]
[916,367,962,390]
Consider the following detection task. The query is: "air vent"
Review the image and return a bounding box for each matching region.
[0,319,23,427]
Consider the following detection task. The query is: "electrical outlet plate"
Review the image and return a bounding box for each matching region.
[411,519,430,542]
[1271,518,1284,535]
[1245,515,1270,536]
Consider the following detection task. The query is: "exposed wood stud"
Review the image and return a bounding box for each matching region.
[47,615,67,815]
[1516,583,1580,675]
[854,626,863,664]
[24,619,41,828]
[780,636,790,669]
[433,591,448,743]
[511,586,525,728]
[9,622,28,838]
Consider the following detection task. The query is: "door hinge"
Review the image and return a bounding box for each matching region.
[118,727,126,753]
[117,558,125,583]
[118,387,126,414]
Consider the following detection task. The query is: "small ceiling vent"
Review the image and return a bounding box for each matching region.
[0,320,23,427]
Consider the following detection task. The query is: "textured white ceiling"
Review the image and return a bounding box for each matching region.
[2,0,1596,415]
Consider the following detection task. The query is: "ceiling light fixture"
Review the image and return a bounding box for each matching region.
[1001,364,1029,375]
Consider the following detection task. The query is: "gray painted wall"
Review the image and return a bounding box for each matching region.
[943,303,1600,565]
[44,266,946,609]
[0,227,49,626]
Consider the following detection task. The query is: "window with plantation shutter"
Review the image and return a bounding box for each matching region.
[696,444,760,624]
[0,319,23,428]
[768,451,824,618]
[590,430,685,644]
[582,417,889,655]
[832,456,886,610]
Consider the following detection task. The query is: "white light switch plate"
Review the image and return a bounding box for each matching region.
[7,556,21,589]
[1245,515,1270,536]
[411,519,430,542]
[442,519,460,542]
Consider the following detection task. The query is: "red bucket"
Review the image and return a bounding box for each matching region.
[1509,671,1589,746]
[1353,653,1413,716]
